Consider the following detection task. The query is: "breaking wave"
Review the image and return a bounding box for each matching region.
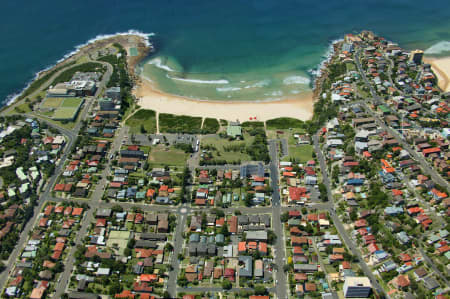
[244,79,271,89]
[424,41,450,55]
[147,58,175,72]
[216,86,242,92]
[167,75,229,84]
[282,75,310,85]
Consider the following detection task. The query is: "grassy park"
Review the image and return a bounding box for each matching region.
[282,144,314,163]
[126,109,157,134]
[148,145,189,167]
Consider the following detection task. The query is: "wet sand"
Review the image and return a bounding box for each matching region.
[134,78,314,122]
[424,56,450,92]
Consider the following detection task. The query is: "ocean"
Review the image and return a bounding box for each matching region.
[1,0,450,105]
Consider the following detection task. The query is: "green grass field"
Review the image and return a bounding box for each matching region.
[52,108,78,119]
[49,98,83,120]
[202,133,255,162]
[346,62,356,72]
[282,144,313,163]
[126,109,157,134]
[148,146,188,167]
[41,97,64,108]
[61,97,82,107]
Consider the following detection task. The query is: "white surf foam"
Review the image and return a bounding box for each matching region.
[147,58,175,72]
[3,29,155,107]
[244,79,271,89]
[282,76,311,85]
[216,86,242,92]
[424,41,450,55]
[167,75,229,84]
[309,37,344,85]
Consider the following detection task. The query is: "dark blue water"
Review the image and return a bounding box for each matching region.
[1,0,450,104]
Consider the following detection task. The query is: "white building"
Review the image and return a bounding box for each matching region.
[343,276,372,298]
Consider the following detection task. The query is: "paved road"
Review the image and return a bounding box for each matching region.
[167,205,188,297]
[268,140,288,299]
[418,246,449,284]
[354,51,449,193]
[313,135,386,298]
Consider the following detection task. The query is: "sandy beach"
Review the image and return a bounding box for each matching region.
[424,56,450,92]
[134,78,314,122]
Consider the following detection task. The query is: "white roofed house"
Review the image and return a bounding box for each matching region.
[326,139,343,148]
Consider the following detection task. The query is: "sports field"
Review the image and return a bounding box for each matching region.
[41,97,84,121]
[61,97,82,107]
[41,97,63,108]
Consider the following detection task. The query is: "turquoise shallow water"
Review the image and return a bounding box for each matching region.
[1,0,450,104]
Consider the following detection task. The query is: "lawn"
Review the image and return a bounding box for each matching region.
[148,145,188,167]
[10,102,32,115]
[346,62,356,72]
[51,98,83,120]
[159,113,202,134]
[41,97,63,108]
[282,144,314,163]
[61,97,82,107]
[52,108,78,120]
[126,109,157,134]
[201,133,254,163]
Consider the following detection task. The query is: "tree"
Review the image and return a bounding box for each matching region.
[222,280,232,290]
[318,183,328,202]
[220,223,229,236]
[254,285,267,295]
[332,165,340,183]
[165,243,174,252]
[267,230,277,245]
[280,211,289,222]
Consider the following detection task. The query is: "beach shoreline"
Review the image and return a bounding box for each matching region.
[424,56,450,92]
[133,77,315,122]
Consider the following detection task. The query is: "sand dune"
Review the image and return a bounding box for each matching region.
[134,78,314,122]
[424,56,450,92]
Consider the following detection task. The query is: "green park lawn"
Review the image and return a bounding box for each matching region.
[201,133,254,162]
[126,109,157,134]
[41,97,64,108]
[61,97,82,107]
[148,145,188,167]
[282,144,314,163]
